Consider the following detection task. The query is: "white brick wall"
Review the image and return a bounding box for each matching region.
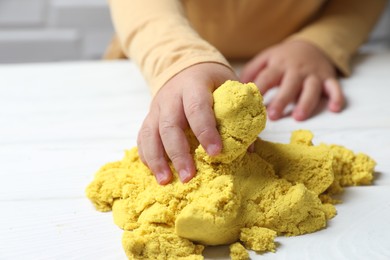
[0,0,114,63]
[0,0,389,64]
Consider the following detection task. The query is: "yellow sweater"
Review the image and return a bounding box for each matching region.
[107,0,386,94]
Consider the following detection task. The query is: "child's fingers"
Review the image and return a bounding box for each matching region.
[138,113,173,185]
[240,53,268,83]
[183,85,222,157]
[292,75,322,121]
[324,78,345,112]
[159,100,196,183]
[136,133,146,166]
[267,71,302,120]
[253,66,283,95]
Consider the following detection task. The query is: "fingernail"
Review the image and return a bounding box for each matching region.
[179,169,191,183]
[156,172,169,185]
[294,110,306,121]
[206,144,220,156]
[329,102,341,112]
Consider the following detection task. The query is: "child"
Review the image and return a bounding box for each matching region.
[105,0,386,184]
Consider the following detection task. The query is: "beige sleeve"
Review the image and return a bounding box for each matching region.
[108,0,231,95]
[288,0,387,76]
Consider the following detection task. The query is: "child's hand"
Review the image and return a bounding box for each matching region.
[240,40,345,121]
[137,63,237,185]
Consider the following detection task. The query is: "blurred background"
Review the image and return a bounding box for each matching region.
[0,0,389,64]
[0,0,114,63]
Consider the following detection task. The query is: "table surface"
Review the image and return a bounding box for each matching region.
[1,53,390,260]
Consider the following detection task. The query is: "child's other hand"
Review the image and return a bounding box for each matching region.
[137,63,237,185]
[240,40,345,121]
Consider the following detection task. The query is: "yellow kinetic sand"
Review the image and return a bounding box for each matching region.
[86,80,376,259]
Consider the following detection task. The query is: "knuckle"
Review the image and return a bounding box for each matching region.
[139,124,154,140]
[146,156,165,170]
[168,151,189,169]
[195,127,211,141]
[185,99,203,118]
[159,119,176,137]
[169,151,184,164]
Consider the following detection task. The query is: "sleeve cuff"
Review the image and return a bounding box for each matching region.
[150,54,232,95]
[287,34,351,77]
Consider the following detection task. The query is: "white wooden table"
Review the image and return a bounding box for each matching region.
[1,53,390,260]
